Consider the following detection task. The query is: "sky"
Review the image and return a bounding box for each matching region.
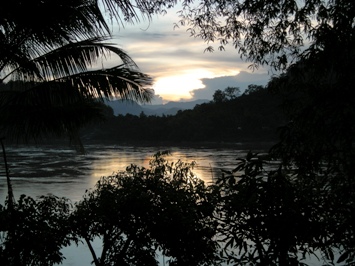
[107,7,272,104]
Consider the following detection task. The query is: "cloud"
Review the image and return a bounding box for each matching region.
[150,94,165,105]
[114,20,249,77]
[190,71,271,100]
[106,9,274,102]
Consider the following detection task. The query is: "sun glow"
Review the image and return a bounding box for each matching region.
[153,75,205,101]
[152,69,240,102]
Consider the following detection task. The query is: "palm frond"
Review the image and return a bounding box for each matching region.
[0,1,112,80]
[4,37,139,83]
[61,65,154,103]
[2,63,153,104]
[0,97,104,144]
[0,82,104,143]
[0,0,110,45]
[0,0,158,145]
[0,64,153,141]
[0,64,154,109]
[100,0,150,25]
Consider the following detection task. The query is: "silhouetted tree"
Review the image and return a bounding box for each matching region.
[0,195,73,265]
[212,89,227,103]
[175,0,355,264]
[71,152,219,266]
[80,85,284,144]
[224,86,240,100]
[268,50,355,264]
[176,0,355,70]
[213,87,240,103]
[0,0,156,147]
[0,1,172,264]
[243,84,264,96]
[215,152,332,266]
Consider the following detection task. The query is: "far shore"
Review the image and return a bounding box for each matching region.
[4,138,277,152]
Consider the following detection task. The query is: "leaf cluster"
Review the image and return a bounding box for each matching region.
[81,84,286,144]
[215,152,335,266]
[176,0,355,70]
[71,152,219,266]
[0,0,157,146]
[0,195,73,266]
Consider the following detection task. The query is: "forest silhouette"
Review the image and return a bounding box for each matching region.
[80,85,286,145]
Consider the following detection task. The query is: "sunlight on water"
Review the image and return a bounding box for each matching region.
[167,150,217,183]
[88,150,151,188]
[0,145,341,266]
[0,144,253,266]
[86,146,243,190]
[0,145,249,203]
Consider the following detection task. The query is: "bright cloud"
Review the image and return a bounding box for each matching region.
[109,7,272,102]
[152,69,241,101]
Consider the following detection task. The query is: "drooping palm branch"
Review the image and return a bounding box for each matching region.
[0,37,153,142]
[0,0,167,223]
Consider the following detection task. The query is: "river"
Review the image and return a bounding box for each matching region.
[0,144,257,203]
[0,144,327,266]
[0,144,259,266]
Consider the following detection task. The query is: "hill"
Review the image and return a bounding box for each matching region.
[105,99,209,116]
[81,86,286,145]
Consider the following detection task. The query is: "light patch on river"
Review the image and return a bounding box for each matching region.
[0,144,270,266]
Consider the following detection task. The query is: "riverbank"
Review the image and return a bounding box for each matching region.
[3,137,276,152]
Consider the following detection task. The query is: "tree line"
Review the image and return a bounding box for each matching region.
[81,85,286,144]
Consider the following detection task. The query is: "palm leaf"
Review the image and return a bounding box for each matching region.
[0,64,153,142]
[0,0,111,78]
[0,0,158,145]
[0,83,103,143]
[3,37,140,83]
[0,0,109,44]
[60,65,154,102]
[0,98,104,145]
[1,65,153,108]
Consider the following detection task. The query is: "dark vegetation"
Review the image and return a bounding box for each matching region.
[81,85,286,144]
[1,0,355,265]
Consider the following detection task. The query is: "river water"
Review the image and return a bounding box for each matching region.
[0,144,256,203]
[0,144,328,266]
[0,144,258,266]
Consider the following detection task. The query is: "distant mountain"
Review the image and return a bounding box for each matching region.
[104,99,143,116]
[105,99,210,116]
[142,99,209,110]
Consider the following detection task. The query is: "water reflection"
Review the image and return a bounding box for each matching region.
[0,144,259,266]
[89,148,220,186]
[0,145,250,203]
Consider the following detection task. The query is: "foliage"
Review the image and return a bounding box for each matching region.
[213,87,240,103]
[0,153,219,265]
[214,152,343,266]
[267,50,355,265]
[172,0,355,262]
[224,86,240,100]
[243,84,264,96]
[1,0,354,265]
[0,195,73,266]
[212,89,228,103]
[81,85,285,144]
[71,152,219,266]
[176,0,355,70]
[0,0,157,145]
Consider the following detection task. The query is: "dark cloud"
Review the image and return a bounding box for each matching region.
[190,71,270,100]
